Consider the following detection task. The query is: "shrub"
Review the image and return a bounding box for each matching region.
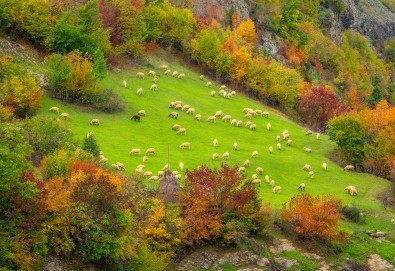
[82,133,100,157]
[91,88,125,113]
[281,194,349,243]
[341,205,365,224]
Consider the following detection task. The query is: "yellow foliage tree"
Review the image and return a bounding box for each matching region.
[235,19,257,47]
[230,46,251,81]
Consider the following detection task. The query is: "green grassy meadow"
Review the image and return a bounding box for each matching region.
[38,57,395,243]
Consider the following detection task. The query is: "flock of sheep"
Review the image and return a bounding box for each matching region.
[48,63,358,197]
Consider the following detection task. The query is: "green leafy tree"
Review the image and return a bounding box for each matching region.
[82,132,100,157]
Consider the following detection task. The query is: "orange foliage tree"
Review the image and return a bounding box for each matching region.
[281,194,348,243]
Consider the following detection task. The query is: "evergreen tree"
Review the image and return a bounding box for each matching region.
[82,132,100,157]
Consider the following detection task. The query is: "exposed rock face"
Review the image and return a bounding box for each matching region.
[367,254,395,271]
[269,238,296,254]
[341,0,395,42]
[192,0,249,24]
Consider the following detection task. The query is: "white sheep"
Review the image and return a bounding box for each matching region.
[187,108,195,115]
[232,142,238,150]
[255,109,263,116]
[273,185,281,193]
[238,166,246,173]
[136,165,145,170]
[59,113,70,119]
[221,152,230,159]
[252,179,261,186]
[213,139,218,146]
[99,156,108,163]
[195,114,202,121]
[265,175,270,183]
[276,135,281,142]
[182,105,191,111]
[286,140,293,146]
[250,124,256,131]
[149,176,160,181]
[322,163,327,171]
[252,173,259,179]
[277,142,282,150]
[230,119,237,126]
[172,124,181,131]
[49,106,60,113]
[150,84,157,91]
[179,142,190,149]
[226,93,232,98]
[237,120,243,127]
[172,171,179,175]
[245,121,252,128]
[262,111,269,118]
[256,167,263,174]
[344,165,355,171]
[153,77,158,83]
[212,153,219,160]
[123,80,127,88]
[206,82,212,87]
[243,160,250,167]
[210,90,215,96]
[172,71,178,77]
[219,85,226,90]
[269,146,273,154]
[90,119,100,125]
[270,180,275,187]
[230,91,236,97]
[148,70,156,77]
[178,73,185,79]
[175,174,182,180]
[245,113,252,119]
[222,115,231,122]
[345,186,358,196]
[160,64,168,70]
[306,130,313,136]
[158,171,164,177]
[130,148,141,155]
[163,164,169,171]
[303,147,312,153]
[200,74,204,80]
[177,128,186,135]
[115,162,125,170]
[143,156,148,162]
[251,150,258,158]
[138,110,146,116]
[303,164,312,171]
[174,104,182,110]
[135,167,144,174]
[145,148,156,155]
[207,116,216,123]
[144,171,153,178]
[164,69,171,75]
[267,123,271,130]
[111,164,120,170]
[137,88,143,95]
[179,162,184,171]
[214,110,223,117]
[308,171,314,178]
[136,72,145,79]
[316,133,321,140]
[298,183,306,191]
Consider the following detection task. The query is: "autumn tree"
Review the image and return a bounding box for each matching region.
[281,194,348,243]
[179,164,265,246]
[234,19,257,47]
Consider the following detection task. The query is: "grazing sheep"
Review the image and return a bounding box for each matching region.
[163,164,169,171]
[277,143,282,150]
[252,179,261,186]
[200,74,204,80]
[137,88,143,95]
[308,171,314,178]
[195,114,202,121]
[148,70,156,77]
[213,139,218,146]
[222,115,231,122]
[116,162,125,170]
[153,77,158,83]
[306,130,313,136]
[206,82,212,87]
[172,171,179,175]
[172,124,181,131]
[250,124,256,131]
[90,119,100,125]
[345,186,358,196]
[168,112,178,119]
[255,109,263,116]
[232,142,238,150]
[303,164,312,171]
[59,113,70,119]
[230,91,236,96]
[226,92,232,98]
[322,163,327,171]
[177,128,186,135]
[276,135,281,142]
[263,111,269,118]
[179,142,190,149]
[256,167,263,174]
[137,110,146,116]
[187,108,195,114]
[174,104,182,110]
[144,171,153,178]
[219,85,226,90]
[182,105,190,111]
[283,132,290,140]
[286,140,293,146]
[273,185,281,193]
[298,183,306,191]
[172,71,178,77]
[130,148,141,155]
[210,90,215,97]
[164,69,171,75]
[158,171,164,177]
[219,89,225,96]
[214,110,223,117]
[99,157,108,163]
[50,106,60,113]
[344,165,355,171]
[160,64,168,70]
[221,152,230,159]
[265,175,270,183]
[135,168,144,174]
[136,165,145,170]
[245,113,252,119]
[149,176,160,181]
[131,115,140,121]
[123,80,127,88]
[303,147,312,153]
[252,174,259,179]
[316,133,321,140]
[245,121,252,128]
[230,119,237,126]
[252,150,258,158]
[143,156,148,162]
[145,148,156,155]
[178,73,185,79]
[136,72,145,79]
[150,84,157,91]
[267,123,271,130]
[111,164,120,170]
[269,146,273,154]
[237,120,243,127]
[207,116,216,123]
[212,153,219,160]
[238,167,246,173]
[179,162,184,171]
[244,160,250,167]
[175,174,182,180]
